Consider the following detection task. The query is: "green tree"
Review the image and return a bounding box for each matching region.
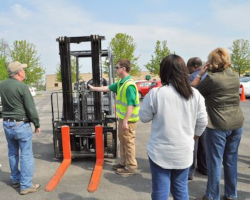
[9,40,45,85]
[0,56,8,81]
[0,39,9,81]
[55,56,78,83]
[145,40,172,76]
[229,39,250,76]
[106,33,141,76]
[0,38,9,57]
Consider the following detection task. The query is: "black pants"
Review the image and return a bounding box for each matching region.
[189,130,207,178]
[197,130,207,174]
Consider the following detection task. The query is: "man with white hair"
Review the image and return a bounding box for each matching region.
[0,61,41,195]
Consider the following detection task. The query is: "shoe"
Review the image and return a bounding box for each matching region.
[20,184,41,195]
[112,163,125,170]
[116,168,136,176]
[188,176,193,180]
[12,182,20,188]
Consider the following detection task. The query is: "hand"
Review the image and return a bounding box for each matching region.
[122,120,129,130]
[194,135,199,140]
[199,62,210,76]
[35,128,41,136]
[88,84,94,91]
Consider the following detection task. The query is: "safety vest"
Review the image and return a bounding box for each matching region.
[116,79,140,122]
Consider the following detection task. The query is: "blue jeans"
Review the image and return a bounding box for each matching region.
[205,127,243,200]
[3,121,34,190]
[149,157,189,200]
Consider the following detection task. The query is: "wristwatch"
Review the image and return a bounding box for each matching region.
[196,74,202,79]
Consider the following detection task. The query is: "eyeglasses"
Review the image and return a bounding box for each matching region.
[115,65,123,70]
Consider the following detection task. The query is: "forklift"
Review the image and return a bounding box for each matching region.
[51,35,117,159]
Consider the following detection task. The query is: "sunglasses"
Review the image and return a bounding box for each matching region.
[115,65,123,69]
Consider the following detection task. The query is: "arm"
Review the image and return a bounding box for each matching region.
[88,85,110,92]
[139,90,155,123]
[122,105,134,130]
[22,85,41,131]
[194,93,208,138]
[191,62,209,87]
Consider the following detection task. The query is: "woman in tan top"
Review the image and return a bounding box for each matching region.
[193,48,244,200]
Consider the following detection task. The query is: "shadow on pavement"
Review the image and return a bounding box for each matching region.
[58,192,100,200]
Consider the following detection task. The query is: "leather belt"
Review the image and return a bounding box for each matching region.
[3,118,30,123]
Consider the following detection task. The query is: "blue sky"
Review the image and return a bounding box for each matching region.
[0,0,249,75]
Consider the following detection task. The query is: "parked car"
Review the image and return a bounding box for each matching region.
[29,87,36,97]
[136,81,154,99]
[239,77,250,97]
[149,81,162,90]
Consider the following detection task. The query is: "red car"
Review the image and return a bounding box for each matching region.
[136,81,153,99]
[149,81,162,90]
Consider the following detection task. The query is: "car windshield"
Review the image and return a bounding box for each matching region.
[240,77,250,82]
[150,82,156,87]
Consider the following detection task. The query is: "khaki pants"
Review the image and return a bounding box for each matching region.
[118,119,138,172]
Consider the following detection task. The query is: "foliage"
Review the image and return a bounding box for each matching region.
[229,39,250,76]
[0,38,9,57]
[0,39,9,81]
[9,40,45,85]
[56,56,78,83]
[145,40,172,76]
[106,33,141,76]
[0,56,8,81]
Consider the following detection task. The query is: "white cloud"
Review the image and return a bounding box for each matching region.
[10,4,32,19]
[211,0,250,32]
[0,0,247,75]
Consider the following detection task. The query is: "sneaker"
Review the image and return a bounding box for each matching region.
[12,182,20,188]
[112,163,125,170]
[20,184,41,195]
[116,168,136,176]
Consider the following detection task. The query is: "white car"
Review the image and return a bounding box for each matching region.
[29,87,36,97]
[239,77,250,97]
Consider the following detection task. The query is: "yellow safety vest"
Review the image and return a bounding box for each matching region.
[116,79,140,122]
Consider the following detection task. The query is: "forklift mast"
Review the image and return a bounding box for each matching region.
[51,35,117,158]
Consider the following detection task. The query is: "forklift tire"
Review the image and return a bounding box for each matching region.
[107,132,115,156]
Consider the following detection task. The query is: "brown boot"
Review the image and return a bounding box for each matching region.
[20,184,41,195]
[116,168,136,176]
[112,163,125,170]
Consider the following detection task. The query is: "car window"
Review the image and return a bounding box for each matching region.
[240,77,250,82]
[150,82,156,87]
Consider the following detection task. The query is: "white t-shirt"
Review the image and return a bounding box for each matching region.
[139,84,207,169]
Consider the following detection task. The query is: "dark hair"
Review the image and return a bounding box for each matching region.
[160,54,193,100]
[116,59,131,72]
[187,57,202,68]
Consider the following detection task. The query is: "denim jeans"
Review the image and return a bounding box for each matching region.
[205,127,242,200]
[3,121,34,190]
[149,157,189,200]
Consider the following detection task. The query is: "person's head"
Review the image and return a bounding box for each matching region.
[160,54,193,100]
[8,61,27,81]
[115,59,131,77]
[187,57,202,74]
[207,48,231,72]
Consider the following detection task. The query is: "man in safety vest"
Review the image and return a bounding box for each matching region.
[88,59,140,176]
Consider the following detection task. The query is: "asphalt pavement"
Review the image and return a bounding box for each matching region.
[0,91,249,200]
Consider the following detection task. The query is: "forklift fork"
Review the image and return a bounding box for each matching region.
[45,125,104,192]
